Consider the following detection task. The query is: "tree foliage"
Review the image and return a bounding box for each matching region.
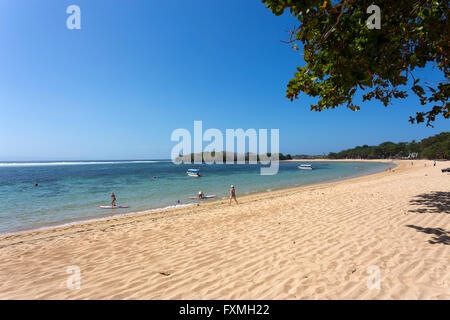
[327,132,450,159]
[262,0,449,125]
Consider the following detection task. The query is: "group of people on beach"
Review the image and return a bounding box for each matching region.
[109,185,238,207]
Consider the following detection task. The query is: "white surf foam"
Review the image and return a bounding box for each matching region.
[0,161,166,167]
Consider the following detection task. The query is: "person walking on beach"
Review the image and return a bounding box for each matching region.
[229,185,238,205]
[111,192,116,207]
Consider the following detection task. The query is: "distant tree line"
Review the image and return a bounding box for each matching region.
[292,154,327,160]
[177,132,449,162]
[327,132,449,160]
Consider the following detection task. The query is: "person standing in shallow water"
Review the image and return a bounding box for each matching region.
[111,192,116,207]
[229,185,238,205]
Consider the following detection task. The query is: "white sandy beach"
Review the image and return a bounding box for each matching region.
[0,159,448,299]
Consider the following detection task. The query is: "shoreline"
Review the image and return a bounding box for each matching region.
[0,160,395,239]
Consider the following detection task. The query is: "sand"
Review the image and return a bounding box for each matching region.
[0,160,448,299]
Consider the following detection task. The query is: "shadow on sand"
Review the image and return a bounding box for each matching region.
[406,192,449,245]
[408,191,450,214]
[405,225,450,245]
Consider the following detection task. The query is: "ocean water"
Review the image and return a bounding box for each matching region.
[0,160,393,234]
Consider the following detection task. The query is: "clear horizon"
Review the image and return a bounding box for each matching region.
[1,1,448,161]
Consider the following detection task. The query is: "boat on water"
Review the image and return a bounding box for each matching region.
[298,164,313,170]
[186,169,201,177]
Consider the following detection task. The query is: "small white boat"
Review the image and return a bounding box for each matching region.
[298,164,313,170]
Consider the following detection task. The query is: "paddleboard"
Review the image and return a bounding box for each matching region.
[189,195,216,199]
[98,205,129,209]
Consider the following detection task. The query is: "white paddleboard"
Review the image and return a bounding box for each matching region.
[98,205,129,209]
[189,195,216,199]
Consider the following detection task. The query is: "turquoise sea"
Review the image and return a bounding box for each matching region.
[0,160,394,234]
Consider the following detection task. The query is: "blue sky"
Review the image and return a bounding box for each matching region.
[0,0,447,160]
